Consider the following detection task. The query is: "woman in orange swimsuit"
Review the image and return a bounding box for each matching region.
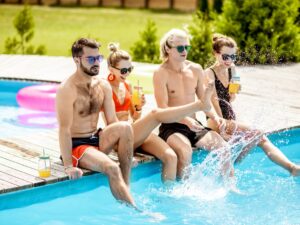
[106,43,213,182]
[204,34,300,176]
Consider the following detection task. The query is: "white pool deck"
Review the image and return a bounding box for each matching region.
[0,54,299,194]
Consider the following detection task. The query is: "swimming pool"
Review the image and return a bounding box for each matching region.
[0,79,57,131]
[0,79,299,224]
[0,126,299,225]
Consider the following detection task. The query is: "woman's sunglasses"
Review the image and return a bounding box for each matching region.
[174,45,192,53]
[221,54,237,61]
[113,66,134,75]
[82,55,104,65]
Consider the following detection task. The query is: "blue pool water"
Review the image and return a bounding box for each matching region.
[0,128,299,225]
[0,80,57,131]
[0,80,299,225]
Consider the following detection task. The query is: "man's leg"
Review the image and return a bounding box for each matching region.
[79,147,135,206]
[166,133,193,179]
[140,133,177,182]
[99,121,134,186]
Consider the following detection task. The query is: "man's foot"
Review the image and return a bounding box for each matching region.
[131,158,139,168]
[291,164,300,176]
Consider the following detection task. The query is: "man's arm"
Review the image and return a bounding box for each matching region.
[153,69,169,108]
[101,80,119,125]
[56,84,83,179]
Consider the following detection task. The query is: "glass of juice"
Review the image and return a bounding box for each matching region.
[229,83,240,94]
[38,154,51,178]
[132,86,143,106]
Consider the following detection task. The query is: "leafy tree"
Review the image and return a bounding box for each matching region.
[216,0,300,64]
[213,0,223,13]
[188,11,214,68]
[198,0,210,14]
[4,4,46,55]
[130,19,160,63]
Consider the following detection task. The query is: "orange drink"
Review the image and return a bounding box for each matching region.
[38,169,51,178]
[132,86,143,106]
[229,83,240,94]
[38,152,51,178]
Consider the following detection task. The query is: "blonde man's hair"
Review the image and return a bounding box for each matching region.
[107,42,131,67]
[159,29,190,61]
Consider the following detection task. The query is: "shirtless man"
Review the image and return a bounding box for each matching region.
[153,29,232,179]
[56,38,135,206]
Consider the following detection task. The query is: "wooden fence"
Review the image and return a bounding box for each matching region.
[0,0,198,11]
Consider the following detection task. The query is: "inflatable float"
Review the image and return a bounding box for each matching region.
[16,84,58,112]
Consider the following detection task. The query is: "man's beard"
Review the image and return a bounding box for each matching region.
[80,62,99,76]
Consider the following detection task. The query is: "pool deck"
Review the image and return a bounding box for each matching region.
[0,54,299,194]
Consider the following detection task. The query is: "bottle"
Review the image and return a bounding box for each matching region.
[38,150,51,178]
[132,83,143,107]
[228,67,241,94]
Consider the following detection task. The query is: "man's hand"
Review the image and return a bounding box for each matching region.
[65,166,83,180]
[183,117,204,132]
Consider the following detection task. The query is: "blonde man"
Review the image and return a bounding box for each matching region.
[154,29,232,179]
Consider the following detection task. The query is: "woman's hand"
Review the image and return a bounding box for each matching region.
[134,94,145,111]
[140,94,146,107]
[229,93,236,102]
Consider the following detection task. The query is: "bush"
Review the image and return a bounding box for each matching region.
[188,11,214,68]
[130,19,160,63]
[4,4,46,55]
[216,0,300,64]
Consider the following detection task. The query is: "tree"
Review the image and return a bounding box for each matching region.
[130,19,160,63]
[188,11,214,68]
[216,0,300,64]
[4,4,46,55]
[213,0,223,13]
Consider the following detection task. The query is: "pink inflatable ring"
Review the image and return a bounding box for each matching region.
[16,84,59,112]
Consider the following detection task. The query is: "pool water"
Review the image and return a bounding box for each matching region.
[0,80,299,224]
[0,80,57,132]
[0,128,299,225]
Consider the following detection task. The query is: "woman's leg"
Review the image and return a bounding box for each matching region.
[258,137,300,176]
[132,84,213,148]
[140,133,177,182]
[132,103,203,148]
[210,119,300,176]
[207,119,263,162]
[195,130,234,177]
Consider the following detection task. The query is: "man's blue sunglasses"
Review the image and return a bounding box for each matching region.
[82,55,104,64]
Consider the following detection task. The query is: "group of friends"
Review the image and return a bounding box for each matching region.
[56,29,300,208]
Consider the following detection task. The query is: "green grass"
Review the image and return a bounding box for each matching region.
[0,5,192,57]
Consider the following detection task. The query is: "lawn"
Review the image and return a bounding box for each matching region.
[0,5,193,57]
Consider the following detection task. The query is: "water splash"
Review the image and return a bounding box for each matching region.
[160,129,266,201]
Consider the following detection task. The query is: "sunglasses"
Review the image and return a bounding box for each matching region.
[112,66,134,75]
[174,45,192,53]
[82,55,104,65]
[221,54,237,61]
